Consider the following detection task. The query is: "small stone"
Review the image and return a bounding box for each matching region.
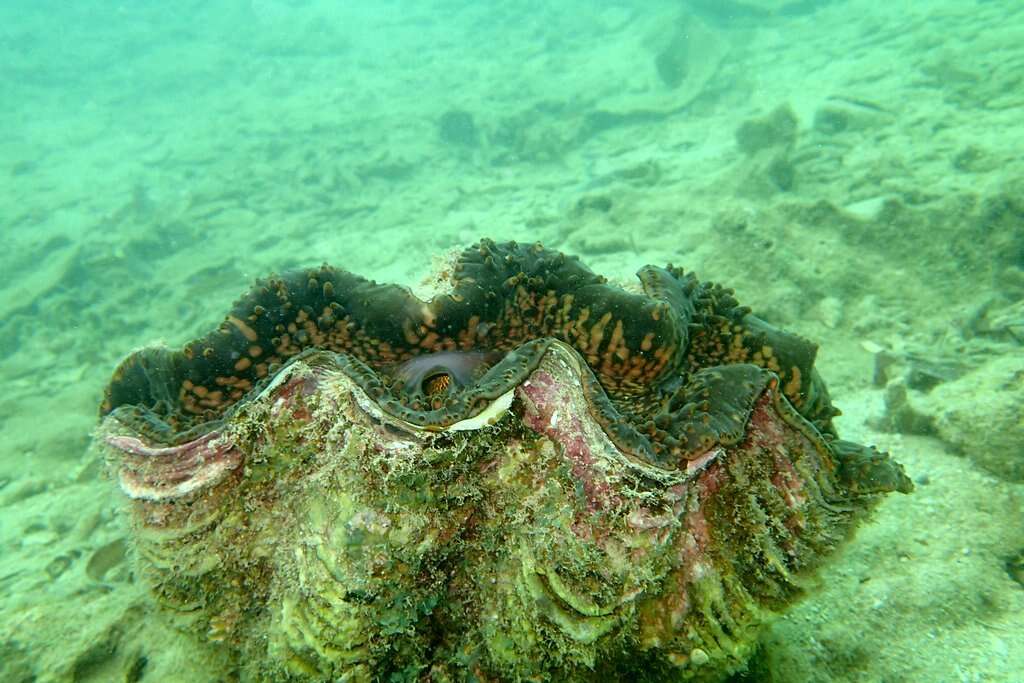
[735,104,798,156]
[817,296,843,329]
[1005,550,1024,588]
[45,554,74,581]
[860,340,885,354]
[0,478,50,506]
[86,538,128,583]
[879,380,935,436]
[921,355,1024,481]
[655,31,691,88]
[766,153,796,191]
[812,99,894,135]
[952,145,997,173]
[844,196,891,221]
[437,110,480,148]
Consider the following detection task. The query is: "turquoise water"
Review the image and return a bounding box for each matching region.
[1,1,1022,681]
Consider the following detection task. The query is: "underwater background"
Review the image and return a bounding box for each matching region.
[1,0,1022,681]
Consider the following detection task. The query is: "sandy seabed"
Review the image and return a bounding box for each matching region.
[0,0,1021,681]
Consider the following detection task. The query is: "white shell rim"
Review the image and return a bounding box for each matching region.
[445,389,514,431]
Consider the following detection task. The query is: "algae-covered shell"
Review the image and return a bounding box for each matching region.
[98,240,911,681]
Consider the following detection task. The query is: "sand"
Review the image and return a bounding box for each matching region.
[0,0,1021,680]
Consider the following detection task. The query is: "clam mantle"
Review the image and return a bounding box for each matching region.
[99,240,911,682]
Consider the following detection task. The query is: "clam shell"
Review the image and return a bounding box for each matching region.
[97,241,910,681]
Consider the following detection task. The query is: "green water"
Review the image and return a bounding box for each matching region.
[1,1,1022,681]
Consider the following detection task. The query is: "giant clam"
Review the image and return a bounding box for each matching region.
[98,239,911,681]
